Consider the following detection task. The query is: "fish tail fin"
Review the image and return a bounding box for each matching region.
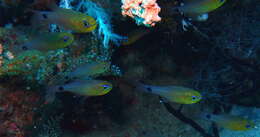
[9,43,26,55]
[198,112,219,122]
[121,78,143,91]
[31,10,50,23]
[127,79,155,94]
[31,10,51,29]
[200,112,213,120]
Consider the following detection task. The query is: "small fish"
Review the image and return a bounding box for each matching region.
[137,83,202,104]
[13,32,74,53]
[122,29,150,46]
[177,0,226,15]
[203,113,255,131]
[32,6,97,33]
[175,0,226,21]
[68,61,110,79]
[46,80,112,103]
[57,80,112,96]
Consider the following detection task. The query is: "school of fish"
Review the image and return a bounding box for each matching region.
[2,0,255,133]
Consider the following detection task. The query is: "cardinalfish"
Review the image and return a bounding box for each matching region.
[203,113,255,131]
[68,61,110,79]
[136,83,202,104]
[46,80,112,103]
[175,0,226,21]
[32,5,97,33]
[12,32,74,53]
[122,29,151,46]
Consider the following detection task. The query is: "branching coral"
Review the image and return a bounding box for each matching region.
[59,0,72,9]
[76,0,126,48]
[121,0,161,27]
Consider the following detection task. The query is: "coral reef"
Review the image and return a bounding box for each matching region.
[0,88,40,137]
[0,0,259,137]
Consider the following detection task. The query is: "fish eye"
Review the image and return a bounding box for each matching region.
[102,85,110,90]
[191,96,198,101]
[63,36,70,42]
[83,20,89,27]
[22,46,28,50]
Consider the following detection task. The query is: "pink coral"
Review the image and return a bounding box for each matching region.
[121,0,161,26]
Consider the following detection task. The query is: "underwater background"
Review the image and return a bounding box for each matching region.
[0,0,259,137]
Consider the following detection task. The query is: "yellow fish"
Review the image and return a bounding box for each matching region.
[57,80,112,96]
[68,61,110,78]
[177,0,226,15]
[14,32,74,53]
[33,6,97,33]
[122,29,150,46]
[204,113,255,131]
[45,80,112,103]
[138,84,202,104]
